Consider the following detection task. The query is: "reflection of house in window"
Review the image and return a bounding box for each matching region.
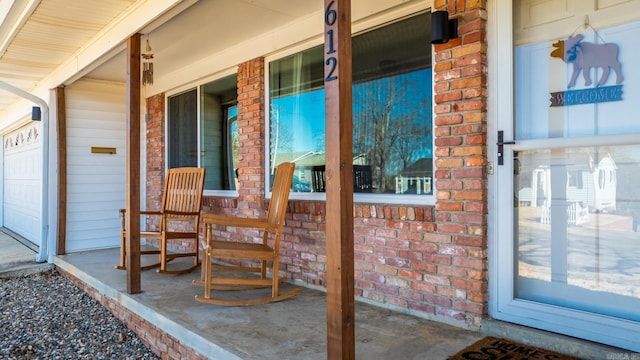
[270,152,323,192]
[271,152,375,193]
[593,154,617,211]
[568,170,583,189]
[519,153,617,225]
[394,158,433,195]
[312,165,373,193]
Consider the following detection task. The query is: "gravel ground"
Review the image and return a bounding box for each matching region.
[0,269,159,360]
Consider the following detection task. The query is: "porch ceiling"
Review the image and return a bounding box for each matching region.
[0,0,320,117]
[0,0,137,109]
[85,0,321,84]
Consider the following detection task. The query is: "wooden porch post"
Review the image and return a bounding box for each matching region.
[126,33,142,294]
[55,86,67,255]
[324,0,355,358]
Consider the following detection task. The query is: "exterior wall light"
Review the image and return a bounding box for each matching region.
[431,11,458,44]
[32,106,41,121]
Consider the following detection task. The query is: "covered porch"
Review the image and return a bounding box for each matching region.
[53,247,482,359]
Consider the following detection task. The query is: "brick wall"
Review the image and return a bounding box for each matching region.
[235,59,267,218]
[431,0,488,326]
[59,269,208,360]
[146,94,165,214]
[145,0,489,329]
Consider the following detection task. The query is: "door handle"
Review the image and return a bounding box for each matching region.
[497,130,515,165]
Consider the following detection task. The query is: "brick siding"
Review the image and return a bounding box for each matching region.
[145,0,488,329]
[146,94,166,214]
[235,59,267,218]
[431,0,489,326]
[59,269,208,360]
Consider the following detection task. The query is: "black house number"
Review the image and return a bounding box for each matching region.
[325,0,338,82]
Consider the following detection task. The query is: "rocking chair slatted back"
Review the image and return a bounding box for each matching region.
[163,168,206,215]
[266,162,294,232]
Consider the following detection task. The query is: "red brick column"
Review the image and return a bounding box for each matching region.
[432,0,488,327]
[146,93,165,212]
[236,58,266,217]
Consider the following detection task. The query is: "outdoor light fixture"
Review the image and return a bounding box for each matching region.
[32,106,41,121]
[431,11,458,44]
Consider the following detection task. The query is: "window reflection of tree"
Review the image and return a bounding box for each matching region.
[353,69,432,193]
[269,106,294,174]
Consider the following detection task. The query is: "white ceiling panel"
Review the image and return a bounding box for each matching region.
[0,0,136,114]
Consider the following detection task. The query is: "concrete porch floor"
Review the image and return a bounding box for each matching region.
[53,248,484,359]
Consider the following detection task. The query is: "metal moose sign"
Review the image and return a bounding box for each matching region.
[549,33,624,107]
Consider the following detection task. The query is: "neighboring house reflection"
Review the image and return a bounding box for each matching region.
[395,158,433,195]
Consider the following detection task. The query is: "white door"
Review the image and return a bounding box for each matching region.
[490,0,640,352]
[3,123,42,245]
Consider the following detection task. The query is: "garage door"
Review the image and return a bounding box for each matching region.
[3,123,41,245]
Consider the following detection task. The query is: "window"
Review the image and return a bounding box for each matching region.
[567,170,583,189]
[168,89,197,168]
[167,74,239,191]
[268,13,433,195]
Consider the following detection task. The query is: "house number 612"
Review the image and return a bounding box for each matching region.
[325,0,337,82]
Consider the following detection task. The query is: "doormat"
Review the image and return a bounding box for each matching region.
[448,336,582,360]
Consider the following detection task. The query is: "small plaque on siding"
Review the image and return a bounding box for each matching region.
[91,147,116,154]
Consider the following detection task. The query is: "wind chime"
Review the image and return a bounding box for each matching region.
[142,38,154,85]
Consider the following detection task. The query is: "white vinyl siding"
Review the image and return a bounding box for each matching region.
[65,80,126,252]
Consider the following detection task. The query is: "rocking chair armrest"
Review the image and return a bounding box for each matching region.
[119,209,161,216]
[201,213,277,231]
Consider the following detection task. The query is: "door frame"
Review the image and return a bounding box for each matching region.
[487,0,640,352]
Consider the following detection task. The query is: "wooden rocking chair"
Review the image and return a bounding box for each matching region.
[195,162,301,306]
[116,167,205,274]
